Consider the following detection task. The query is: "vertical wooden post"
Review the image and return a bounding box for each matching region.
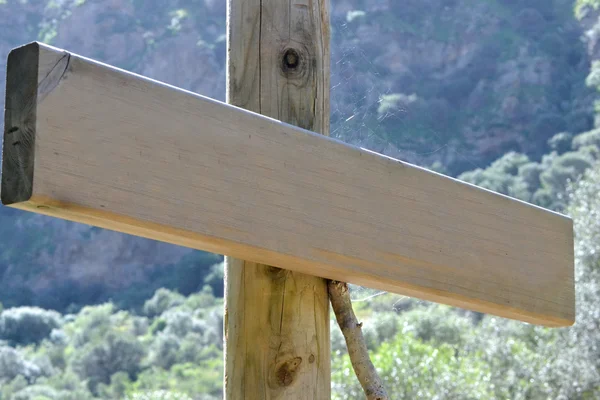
[224,0,331,398]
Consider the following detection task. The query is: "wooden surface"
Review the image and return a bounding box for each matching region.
[224,0,330,398]
[2,43,38,204]
[1,42,575,327]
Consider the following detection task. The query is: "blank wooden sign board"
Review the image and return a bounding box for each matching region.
[1,42,574,327]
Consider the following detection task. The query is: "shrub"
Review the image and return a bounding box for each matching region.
[332,333,493,399]
[143,289,185,318]
[72,332,145,393]
[10,385,59,400]
[0,307,62,346]
[163,310,207,337]
[573,129,600,151]
[125,391,193,400]
[149,333,181,370]
[400,305,473,346]
[548,132,573,153]
[0,346,43,384]
[518,162,544,192]
[203,262,224,297]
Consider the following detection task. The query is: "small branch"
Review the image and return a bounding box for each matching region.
[328,281,389,400]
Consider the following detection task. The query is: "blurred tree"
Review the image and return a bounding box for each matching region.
[0,307,62,346]
[72,331,145,393]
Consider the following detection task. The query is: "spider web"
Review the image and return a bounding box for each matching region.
[328,14,484,307]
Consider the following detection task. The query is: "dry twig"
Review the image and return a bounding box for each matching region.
[328,280,389,400]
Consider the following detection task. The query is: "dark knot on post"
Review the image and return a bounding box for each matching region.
[282,48,301,71]
[275,356,303,387]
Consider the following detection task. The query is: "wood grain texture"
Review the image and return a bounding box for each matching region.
[1,43,38,204]
[225,0,331,398]
[0,42,575,327]
[2,43,70,205]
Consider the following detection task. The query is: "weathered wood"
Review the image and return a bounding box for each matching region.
[2,44,37,204]
[0,42,575,327]
[224,0,331,398]
[2,44,70,205]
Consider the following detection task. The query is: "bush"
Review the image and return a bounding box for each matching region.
[72,332,145,393]
[143,289,185,318]
[10,385,59,400]
[539,151,593,195]
[548,132,573,153]
[458,152,532,201]
[163,310,207,337]
[573,128,600,150]
[332,333,493,399]
[518,162,544,192]
[0,307,62,346]
[126,391,193,400]
[0,346,43,384]
[149,333,181,370]
[400,305,473,347]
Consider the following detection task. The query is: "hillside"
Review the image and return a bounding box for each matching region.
[2,1,600,399]
[0,0,597,310]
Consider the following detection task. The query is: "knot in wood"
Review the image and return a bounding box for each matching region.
[283,48,300,70]
[275,356,303,387]
[280,47,307,78]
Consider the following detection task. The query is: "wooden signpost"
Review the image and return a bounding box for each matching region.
[225,1,331,398]
[1,0,574,398]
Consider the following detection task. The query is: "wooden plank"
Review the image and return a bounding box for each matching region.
[1,42,575,327]
[224,0,330,398]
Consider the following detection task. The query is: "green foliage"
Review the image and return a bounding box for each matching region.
[458,152,532,201]
[143,289,185,318]
[125,391,193,400]
[72,332,145,393]
[332,333,493,399]
[2,370,95,400]
[0,346,44,384]
[167,9,189,34]
[573,128,600,150]
[400,305,475,347]
[575,0,600,18]
[0,307,62,346]
[459,128,598,211]
[548,132,574,153]
[0,286,223,399]
[1,1,600,399]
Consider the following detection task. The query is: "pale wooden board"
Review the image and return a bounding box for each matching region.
[224,0,331,398]
[1,42,575,327]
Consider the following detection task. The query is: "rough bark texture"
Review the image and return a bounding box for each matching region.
[329,281,389,400]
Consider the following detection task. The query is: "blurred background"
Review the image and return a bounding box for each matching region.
[0,0,599,398]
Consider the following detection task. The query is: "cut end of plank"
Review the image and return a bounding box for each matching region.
[1,42,39,205]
